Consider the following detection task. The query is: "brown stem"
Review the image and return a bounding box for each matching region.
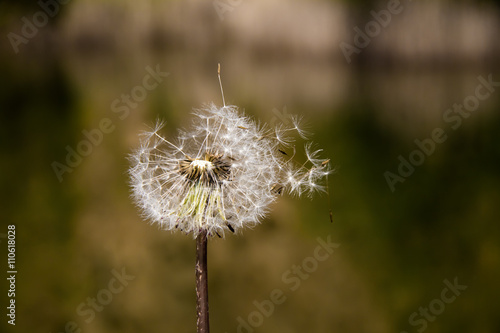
[196,230,210,333]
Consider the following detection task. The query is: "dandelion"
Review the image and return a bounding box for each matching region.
[128,65,331,333]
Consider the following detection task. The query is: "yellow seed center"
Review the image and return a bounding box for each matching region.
[191,159,213,171]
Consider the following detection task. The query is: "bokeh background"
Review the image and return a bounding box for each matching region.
[1,0,500,332]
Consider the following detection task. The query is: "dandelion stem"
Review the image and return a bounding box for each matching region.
[196,229,210,333]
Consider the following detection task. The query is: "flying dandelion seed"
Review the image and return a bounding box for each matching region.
[128,64,331,333]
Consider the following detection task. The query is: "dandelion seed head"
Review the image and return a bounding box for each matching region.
[129,103,331,237]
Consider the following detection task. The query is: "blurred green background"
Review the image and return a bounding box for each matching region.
[1,0,500,332]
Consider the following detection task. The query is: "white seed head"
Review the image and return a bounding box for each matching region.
[128,103,331,237]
